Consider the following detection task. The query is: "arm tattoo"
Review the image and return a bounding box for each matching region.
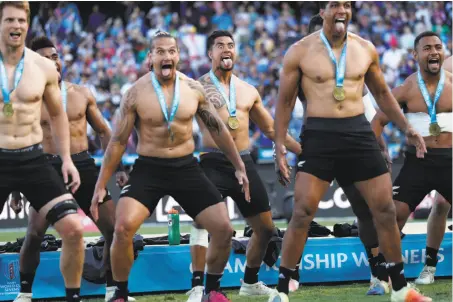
[112,87,137,144]
[187,77,223,135]
[198,75,226,109]
[197,106,222,135]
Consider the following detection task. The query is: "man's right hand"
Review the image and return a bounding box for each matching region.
[90,187,106,222]
[9,191,23,214]
[234,168,250,202]
[273,142,291,187]
[61,159,81,193]
[405,127,427,158]
[381,150,393,174]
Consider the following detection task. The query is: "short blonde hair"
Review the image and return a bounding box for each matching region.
[0,1,30,24]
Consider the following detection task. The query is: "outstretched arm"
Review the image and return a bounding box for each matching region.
[95,86,137,189]
[249,90,301,155]
[275,44,301,148]
[189,79,245,172]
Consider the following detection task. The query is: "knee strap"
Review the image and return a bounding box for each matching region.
[189,225,209,248]
[46,199,79,225]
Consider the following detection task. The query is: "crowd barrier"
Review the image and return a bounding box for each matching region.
[0,233,450,300]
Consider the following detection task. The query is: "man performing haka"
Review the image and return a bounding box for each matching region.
[371,31,452,287]
[282,13,394,295]
[185,30,301,302]
[270,2,431,302]
[90,31,250,302]
[11,36,132,302]
[0,2,84,302]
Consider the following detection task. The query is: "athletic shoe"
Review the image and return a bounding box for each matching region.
[414,266,436,285]
[390,285,432,302]
[201,291,230,302]
[267,291,289,302]
[289,278,300,292]
[13,293,32,302]
[105,287,136,301]
[366,276,390,295]
[239,280,275,296]
[186,286,204,302]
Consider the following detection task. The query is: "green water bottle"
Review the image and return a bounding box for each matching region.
[168,208,181,245]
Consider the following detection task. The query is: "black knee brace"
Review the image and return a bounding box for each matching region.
[45,199,79,225]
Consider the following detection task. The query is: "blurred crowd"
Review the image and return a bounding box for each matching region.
[26,2,452,158]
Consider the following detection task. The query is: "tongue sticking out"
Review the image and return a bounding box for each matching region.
[162,68,171,77]
[223,58,233,69]
[335,22,345,33]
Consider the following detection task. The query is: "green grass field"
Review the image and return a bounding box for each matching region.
[79,280,451,302]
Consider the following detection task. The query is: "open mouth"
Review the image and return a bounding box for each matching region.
[221,55,233,68]
[10,32,21,40]
[161,64,173,77]
[335,18,346,24]
[428,58,440,68]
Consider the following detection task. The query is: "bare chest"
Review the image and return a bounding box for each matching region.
[301,42,370,83]
[0,64,45,106]
[41,89,87,123]
[406,81,452,113]
[137,85,199,125]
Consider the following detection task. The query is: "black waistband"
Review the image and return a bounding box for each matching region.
[200,151,253,163]
[406,146,452,158]
[137,153,196,167]
[45,150,91,163]
[304,114,371,132]
[0,143,43,161]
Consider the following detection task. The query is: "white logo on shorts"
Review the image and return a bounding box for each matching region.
[392,186,400,195]
[121,185,131,194]
[297,161,306,168]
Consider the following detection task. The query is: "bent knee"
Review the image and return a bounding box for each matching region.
[57,216,84,242]
[291,202,316,227]
[211,221,233,243]
[114,220,137,241]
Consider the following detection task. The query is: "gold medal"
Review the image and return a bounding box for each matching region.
[429,122,441,136]
[228,116,239,130]
[3,103,13,117]
[333,87,345,102]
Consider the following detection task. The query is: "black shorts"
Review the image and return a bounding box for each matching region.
[340,183,372,221]
[0,144,68,212]
[393,147,452,212]
[200,150,270,218]
[46,151,111,215]
[297,114,388,185]
[120,154,223,219]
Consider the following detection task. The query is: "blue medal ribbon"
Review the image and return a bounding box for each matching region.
[320,31,347,89]
[150,72,180,135]
[417,68,445,125]
[61,81,67,112]
[209,70,236,117]
[0,52,25,105]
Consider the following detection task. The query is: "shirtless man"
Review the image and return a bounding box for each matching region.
[0,2,84,302]
[371,31,452,287]
[185,30,301,302]
[10,36,132,302]
[90,31,249,302]
[270,2,430,302]
[285,14,393,295]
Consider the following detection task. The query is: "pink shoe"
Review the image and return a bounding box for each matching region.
[201,291,230,302]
